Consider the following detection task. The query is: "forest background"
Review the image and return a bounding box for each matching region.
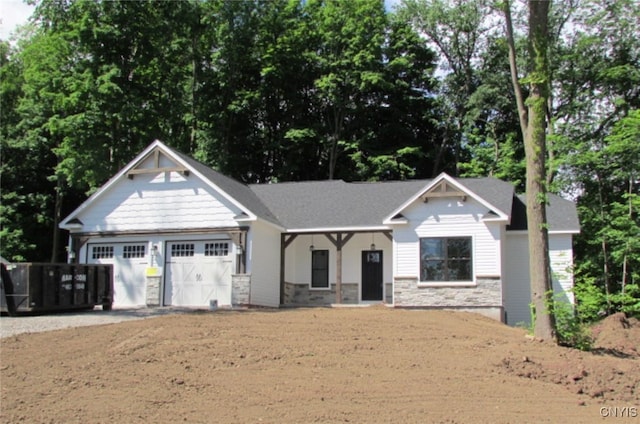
[1,0,638,321]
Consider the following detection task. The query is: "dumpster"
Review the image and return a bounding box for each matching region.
[1,263,113,316]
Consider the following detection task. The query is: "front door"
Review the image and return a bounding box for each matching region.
[362,250,383,301]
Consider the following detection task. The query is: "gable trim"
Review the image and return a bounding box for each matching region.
[382,173,510,225]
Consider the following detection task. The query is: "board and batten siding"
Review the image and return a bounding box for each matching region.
[76,171,243,232]
[393,197,502,279]
[246,220,281,307]
[503,233,575,326]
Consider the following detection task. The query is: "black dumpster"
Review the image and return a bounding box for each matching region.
[0,263,113,316]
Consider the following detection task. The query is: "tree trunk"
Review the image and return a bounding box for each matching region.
[526,0,555,341]
[50,180,63,263]
[504,0,556,341]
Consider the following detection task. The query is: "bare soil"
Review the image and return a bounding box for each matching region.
[1,307,638,423]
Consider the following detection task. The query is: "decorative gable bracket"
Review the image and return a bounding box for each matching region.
[421,180,467,202]
[127,148,190,179]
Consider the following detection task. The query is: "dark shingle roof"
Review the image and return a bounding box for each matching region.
[507,194,580,232]
[250,177,524,231]
[166,143,578,232]
[249,180,427,229]
[171,149,282,227]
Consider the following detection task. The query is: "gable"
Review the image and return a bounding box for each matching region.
[65,163,247,233]
[60,140,280,232]
[383,173,512,225]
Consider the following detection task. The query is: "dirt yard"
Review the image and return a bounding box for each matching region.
[1,307,638,423]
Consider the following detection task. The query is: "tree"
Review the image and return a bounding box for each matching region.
[503,0,556,340]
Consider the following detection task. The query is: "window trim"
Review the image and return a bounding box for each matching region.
[310,249,330,290]
[418,236,474,285]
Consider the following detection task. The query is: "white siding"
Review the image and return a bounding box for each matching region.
[247,221,281,307]
[503,234,531,326]
[503,233,575,326]
[393,197,502,279]
[549,235,575,304]
[76,171,243,232]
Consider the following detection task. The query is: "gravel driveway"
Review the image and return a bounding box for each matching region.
[0,307,204,338]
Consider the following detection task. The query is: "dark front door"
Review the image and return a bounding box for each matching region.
[361,250,383,301]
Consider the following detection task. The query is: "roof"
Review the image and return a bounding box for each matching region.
[250,176,527,231]
[169,148,282,227]
[60,140,579,234]
[250,180,427,230]
[507,194,580,233]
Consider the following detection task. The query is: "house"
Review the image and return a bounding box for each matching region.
[60,140,580,325]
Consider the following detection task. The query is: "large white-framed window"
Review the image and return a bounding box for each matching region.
[311,250,329,289]
[420,237,472,282]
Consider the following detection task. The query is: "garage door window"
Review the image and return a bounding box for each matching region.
[92,246,114,259]
[205,242,229,256]
[123,245,146,258]
[172,243,195,257]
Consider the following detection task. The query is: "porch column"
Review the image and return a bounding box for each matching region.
[336,233,342,304]
[324,232,354,304]
[280,234,297,305]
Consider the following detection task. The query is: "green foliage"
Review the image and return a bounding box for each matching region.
[573,279,607,322]
[608,284,640,318]
[546,293,593,351]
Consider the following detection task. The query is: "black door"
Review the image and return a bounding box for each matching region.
[361,250,383,301]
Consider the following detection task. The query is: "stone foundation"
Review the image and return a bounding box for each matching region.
[284,282,359,305]
[393,276,503,321]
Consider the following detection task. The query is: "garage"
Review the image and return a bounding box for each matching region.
[164,240,233,307]
[87,242,148,307]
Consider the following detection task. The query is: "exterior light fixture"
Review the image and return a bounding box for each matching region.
[370,233,376,251]
[309,235,315,251]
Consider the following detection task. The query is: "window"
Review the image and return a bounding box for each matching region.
[92,246,113,259]
[311,250,329,289]
[171,243,195,257]
[123,245,146,258]
[205,242,229,256]
[420,237,472,282]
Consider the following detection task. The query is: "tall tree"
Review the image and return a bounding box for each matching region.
[503,0,556,340]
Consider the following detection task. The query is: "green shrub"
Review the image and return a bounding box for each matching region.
[546,293,593,351]
[573,278,607,322]
[609,284,640,318]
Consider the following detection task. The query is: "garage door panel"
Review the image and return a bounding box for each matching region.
[165,241,232,307]
[87,243,148,307]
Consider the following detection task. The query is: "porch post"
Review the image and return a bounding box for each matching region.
[336,233,343,304]
[280,233,298,305]
[280,233,285,305]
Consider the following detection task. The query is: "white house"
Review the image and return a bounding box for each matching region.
[60,140,580,325]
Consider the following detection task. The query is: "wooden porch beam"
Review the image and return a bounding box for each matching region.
[283,234,298,249]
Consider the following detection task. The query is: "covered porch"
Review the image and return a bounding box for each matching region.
[279,230,393,306]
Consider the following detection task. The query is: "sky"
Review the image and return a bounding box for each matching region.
[0,0,34,40]
[0,0,402,41]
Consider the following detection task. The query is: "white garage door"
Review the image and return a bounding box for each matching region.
[87,243,148,307]
[164,241,233,307]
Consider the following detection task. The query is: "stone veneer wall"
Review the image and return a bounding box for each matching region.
[232,274,251,306]
[284,282,359,305]
[393,276,504,320]
[145,276,161,306]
